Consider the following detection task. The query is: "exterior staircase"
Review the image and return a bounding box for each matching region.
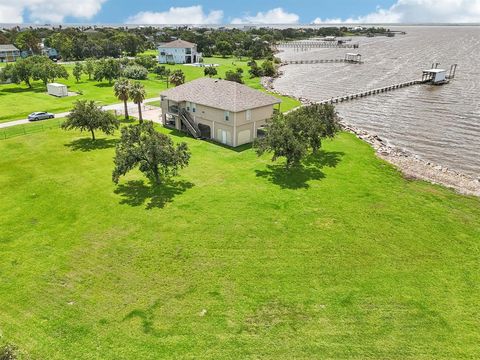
[180,109,202,139]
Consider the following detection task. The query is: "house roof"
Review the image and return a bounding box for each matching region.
[159,39,196,49]
[423,69,446,73]
[160,78,281,113]
[0,44,19,52]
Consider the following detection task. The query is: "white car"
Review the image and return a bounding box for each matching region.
[28,112,55,121]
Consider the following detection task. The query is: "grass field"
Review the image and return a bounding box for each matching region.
[0,123,479,359]
[0,57,300,123]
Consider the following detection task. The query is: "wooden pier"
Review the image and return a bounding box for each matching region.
[277,41,360,50]
[283,58,363,65]
[316,79,428,105]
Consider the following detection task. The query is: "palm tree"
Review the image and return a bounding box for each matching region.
[113,78,131,120]
[130,82,146,123]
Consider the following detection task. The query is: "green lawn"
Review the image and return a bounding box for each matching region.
[0,123,479,359]
[0,57,300,123]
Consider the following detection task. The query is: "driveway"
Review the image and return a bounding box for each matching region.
[0,97,161,129]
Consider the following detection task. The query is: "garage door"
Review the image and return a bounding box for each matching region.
[237,129,251,146]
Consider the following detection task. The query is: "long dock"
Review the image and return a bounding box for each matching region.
[316,79,427,105]
[283,58,363,65]
[277,41,360,49]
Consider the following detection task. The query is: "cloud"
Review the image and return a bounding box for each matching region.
[0,0,107,23]
[312,0,480,24]
[126,5,223,24]
[232,8,300,24]
[312,18,346,24]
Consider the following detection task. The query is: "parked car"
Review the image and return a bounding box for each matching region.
[28,112,55,121]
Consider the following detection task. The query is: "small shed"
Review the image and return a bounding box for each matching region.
[47,83,68,97]
[422,69,447,84]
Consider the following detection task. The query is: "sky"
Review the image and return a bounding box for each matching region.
[1,0,480,24]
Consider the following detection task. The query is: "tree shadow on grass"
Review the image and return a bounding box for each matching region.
[64,138,118,152]
[163,127,191,138]
[0,86,46,94]
[94,83,113,88]
[114,179,194,209]
[118,117,136,124]
[255,150,344,189]
[205,139,252,153]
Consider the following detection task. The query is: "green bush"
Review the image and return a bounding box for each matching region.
[122,65,148,80]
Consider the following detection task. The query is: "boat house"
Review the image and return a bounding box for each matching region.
[422,68,447,84]
[160,78,281,147]
[158,39,202,64]
[345,53,362,63]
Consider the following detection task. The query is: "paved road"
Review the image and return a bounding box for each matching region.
[0,97,161,129]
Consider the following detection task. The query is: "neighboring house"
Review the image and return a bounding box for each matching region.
[158,39,202,64]
[0,44,21,62]
[160,78,281,147]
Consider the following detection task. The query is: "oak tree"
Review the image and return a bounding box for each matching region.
[112,122,190,185]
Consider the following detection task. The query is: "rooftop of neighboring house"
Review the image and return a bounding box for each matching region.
[0,44,20,52]
[161,78,281,113]
[158,39,197,49]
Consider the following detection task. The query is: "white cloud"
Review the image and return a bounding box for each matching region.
[312,18,346,24]
[126,5,223,24]
[312,0,480,24]
[0,0,107,23]
[232,8,299,24]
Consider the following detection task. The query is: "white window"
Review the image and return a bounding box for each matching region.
[192,103,196,113]
[224,111,230,121]
[186,102,190,111]
[246,109,252,121]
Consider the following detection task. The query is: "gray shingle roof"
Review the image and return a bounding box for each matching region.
[158,39,196,48]
[161,78,281,113]
[0,44,19,51]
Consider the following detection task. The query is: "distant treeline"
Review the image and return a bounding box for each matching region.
[0,26,391,61]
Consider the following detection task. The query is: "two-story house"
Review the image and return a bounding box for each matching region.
[160,78,281,147]
[0,44,21,63]
[158,39,202,64]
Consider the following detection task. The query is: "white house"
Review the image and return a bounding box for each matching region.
[158,39,202,64]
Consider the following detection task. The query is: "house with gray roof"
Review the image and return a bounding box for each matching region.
[160,78,281,147]
[0,44,20,63]
[158,39,202,64]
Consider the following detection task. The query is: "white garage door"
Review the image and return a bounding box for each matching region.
[237,129,251,146]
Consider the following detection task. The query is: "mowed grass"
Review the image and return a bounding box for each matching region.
[0,56,300,123]
[0,124,479,359]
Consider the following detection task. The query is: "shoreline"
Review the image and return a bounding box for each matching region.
[262,72,480,197]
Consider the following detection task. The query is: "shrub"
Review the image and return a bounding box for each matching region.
[204,66,218,77]
[122,64,148,80]
[261,60,277,77]
[135,55,157,70]
[118,57,132,67]
[225,69,243,84]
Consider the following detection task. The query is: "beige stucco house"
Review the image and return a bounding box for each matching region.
[160,78,281,147]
